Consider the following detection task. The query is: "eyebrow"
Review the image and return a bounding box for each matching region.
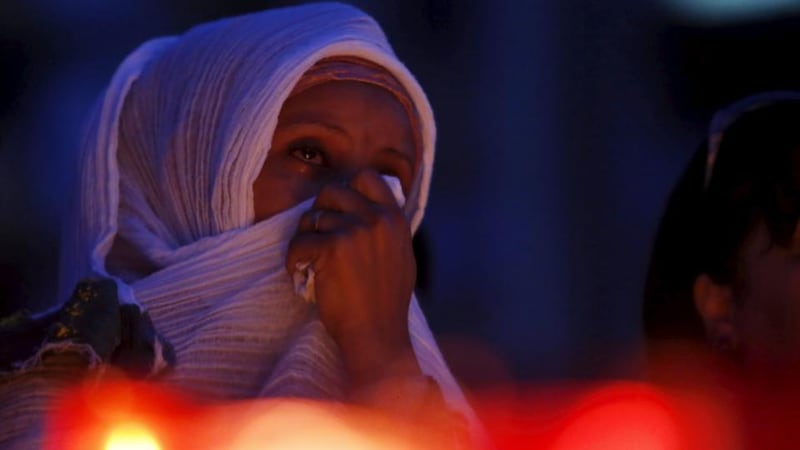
[277,119,348,136]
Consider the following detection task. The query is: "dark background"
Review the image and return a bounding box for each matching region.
[3,0,800,388]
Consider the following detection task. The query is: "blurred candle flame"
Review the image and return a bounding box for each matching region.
[51,342,800,449]
[105,422,161,450]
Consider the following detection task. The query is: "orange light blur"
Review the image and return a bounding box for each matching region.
[104,422,161,450]
[45,378,446,450]
[46,342,778,450]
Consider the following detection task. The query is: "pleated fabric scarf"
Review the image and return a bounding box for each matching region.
[48,0,480,440]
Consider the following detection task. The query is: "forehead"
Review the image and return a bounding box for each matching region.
[278,80,416,152]
[280,80,409,120]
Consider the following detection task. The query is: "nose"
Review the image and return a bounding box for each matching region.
[332,148,374,183]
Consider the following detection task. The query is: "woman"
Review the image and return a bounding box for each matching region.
[644,92,800,370]
[0,3,480,447]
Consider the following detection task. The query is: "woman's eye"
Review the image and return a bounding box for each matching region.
[289,145,327,166]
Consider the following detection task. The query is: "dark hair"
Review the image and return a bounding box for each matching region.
[643,101,800,341]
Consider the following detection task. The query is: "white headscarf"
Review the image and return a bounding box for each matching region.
[55,0,480,438]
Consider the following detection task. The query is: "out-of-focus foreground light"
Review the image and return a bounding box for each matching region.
[225,401,413,450]
[46,379,441,450]
[549,384,680,450]
[47,361,748,450]
[105,422,161,450]
[474,379,740,450]
[45,379,188,450]
[661,0,800,23]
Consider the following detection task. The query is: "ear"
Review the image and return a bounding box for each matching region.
[693,274,738,351]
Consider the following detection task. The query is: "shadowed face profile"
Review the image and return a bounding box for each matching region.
[646,100,800,371]
[723,221,800,367]
[253,80,417,222]
[694,169,800,369]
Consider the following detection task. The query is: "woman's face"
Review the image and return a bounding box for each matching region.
[732,222,800,368]
[253,80,417,221]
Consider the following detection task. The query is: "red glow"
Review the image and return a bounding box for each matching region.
[43,362,751,450]
[45,343,800,449]
[44,377,447,449]
[474,380,740,450]
[549,384,680,450]
[44,378,199,450]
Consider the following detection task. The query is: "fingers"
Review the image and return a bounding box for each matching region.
[285,232,328,276]
[287,170,409,279]
[313,182,377,218]
[308,170,405,230]
[348,169,398,207]
[298,209,357,233]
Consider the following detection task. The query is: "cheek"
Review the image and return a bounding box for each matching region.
[252,156,320,222]
[736,258,800,361]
